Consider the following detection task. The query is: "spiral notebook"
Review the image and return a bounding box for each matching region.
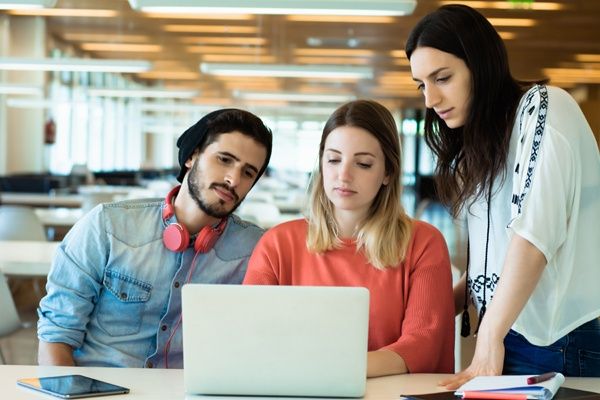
[455,373,565,400]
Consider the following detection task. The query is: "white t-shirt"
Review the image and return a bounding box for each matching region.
[466,85,600,346]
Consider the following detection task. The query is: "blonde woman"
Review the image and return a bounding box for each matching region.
[244,100,454,377]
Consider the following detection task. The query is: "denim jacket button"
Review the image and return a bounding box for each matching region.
[161,324,167,331]
[146,361,153,368]
[174,281,180,288]
[120,292,128,300]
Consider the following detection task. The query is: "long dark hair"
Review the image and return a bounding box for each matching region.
[405,4,527,217]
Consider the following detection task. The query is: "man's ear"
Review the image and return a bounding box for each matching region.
[184,150,199,169]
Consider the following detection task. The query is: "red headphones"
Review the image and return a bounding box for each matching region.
[162,185,226,253]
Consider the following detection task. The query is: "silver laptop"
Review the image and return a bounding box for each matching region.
[182,284,369,398]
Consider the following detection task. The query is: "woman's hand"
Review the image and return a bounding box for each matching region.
[438,331,505,389]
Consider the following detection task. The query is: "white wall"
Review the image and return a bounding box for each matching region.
[3,16,46,174]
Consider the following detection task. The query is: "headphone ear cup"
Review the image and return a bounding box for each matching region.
[194,226,220,253]
[163,223,190,252]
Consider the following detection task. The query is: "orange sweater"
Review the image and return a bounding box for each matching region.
[244,219,454,373]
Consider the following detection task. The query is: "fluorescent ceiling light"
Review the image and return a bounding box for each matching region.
[286,15,395,23]
[88,88,199,99]
[140,103,219,113]
[487,18,536,27]
[575,54,600,63]
[202,55,277,63]
[128,0,416,16]
[0,0,56,9]
[79,43,163,52]
[163,25,258,34]
[438,1,564,11]
[201,63,373,79]
[0,83,43,95]
[7,8,117,16]
[234,91,356,103]
[0,58,152,73]
[6,98,93,109]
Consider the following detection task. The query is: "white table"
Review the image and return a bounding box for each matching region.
[34,208,84,228]
[0,366,598,400]
[0,241,58,277]
[0,193,83,208]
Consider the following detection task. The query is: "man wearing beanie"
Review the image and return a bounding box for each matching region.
[37,109,273,368]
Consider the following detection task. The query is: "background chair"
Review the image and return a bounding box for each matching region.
[0,205,48,317]
[0,270,23,364]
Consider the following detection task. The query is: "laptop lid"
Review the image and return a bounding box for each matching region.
[182,284,369,398]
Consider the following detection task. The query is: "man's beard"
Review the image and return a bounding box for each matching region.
[187,158,242,218]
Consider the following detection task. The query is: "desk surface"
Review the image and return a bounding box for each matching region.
[34,207,84,228]
[0,193,83,208]
[0,241,58,263]
[1,366,598,400]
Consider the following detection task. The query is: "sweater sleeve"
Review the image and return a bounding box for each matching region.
[243,227,282,285]
[383,224,455,373]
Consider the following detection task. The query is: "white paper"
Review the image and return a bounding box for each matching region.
[455,373,565,398]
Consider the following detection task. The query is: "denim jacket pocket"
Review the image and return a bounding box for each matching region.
[97,269,152,337]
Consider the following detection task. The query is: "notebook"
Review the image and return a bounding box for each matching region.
[455,373,566,400]
[181,284,370,397]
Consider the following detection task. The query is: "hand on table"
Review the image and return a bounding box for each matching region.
[438,333,505,390]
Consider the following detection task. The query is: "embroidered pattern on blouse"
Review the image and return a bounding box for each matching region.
[516,85,549,214]
[468,273,500,306]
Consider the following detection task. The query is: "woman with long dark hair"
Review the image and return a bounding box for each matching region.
[406,4,600,386]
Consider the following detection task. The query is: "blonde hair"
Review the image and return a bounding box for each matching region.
[306,100,412,269]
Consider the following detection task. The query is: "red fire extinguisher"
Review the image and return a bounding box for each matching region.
[44,117,56,145]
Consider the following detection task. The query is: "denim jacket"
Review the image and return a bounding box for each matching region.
[37,197,264,368]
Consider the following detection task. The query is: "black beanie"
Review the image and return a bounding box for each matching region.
[175,108,272,183]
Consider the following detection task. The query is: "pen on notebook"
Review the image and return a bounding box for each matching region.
[527,372,557,385]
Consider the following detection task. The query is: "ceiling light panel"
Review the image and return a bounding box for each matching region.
[234,91,356,103]
[293,48,374,57]
[142,12,253,20]
[0,57,152,72]
[294,57,370,65]
[201,55,276,63]
[438,1,564,11]
[163,25,258,34]
[186,46,268,55]
[128,0,416,16]
[200,63,373,79]
[61,33,151,43]
[7,8,117,17]
[88,88,199,98]
[487,18,536,27]
[0,83,43,95]
[286,15,395,23]
[0,0,55,10]
[179,37,267,45]
[80,43,163,52]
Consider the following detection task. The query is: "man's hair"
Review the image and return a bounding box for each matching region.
[306,99,412,269]
[405,4,525,217]
[176,108,272,183]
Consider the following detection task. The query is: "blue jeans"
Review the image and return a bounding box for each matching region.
[503,317,600,376]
